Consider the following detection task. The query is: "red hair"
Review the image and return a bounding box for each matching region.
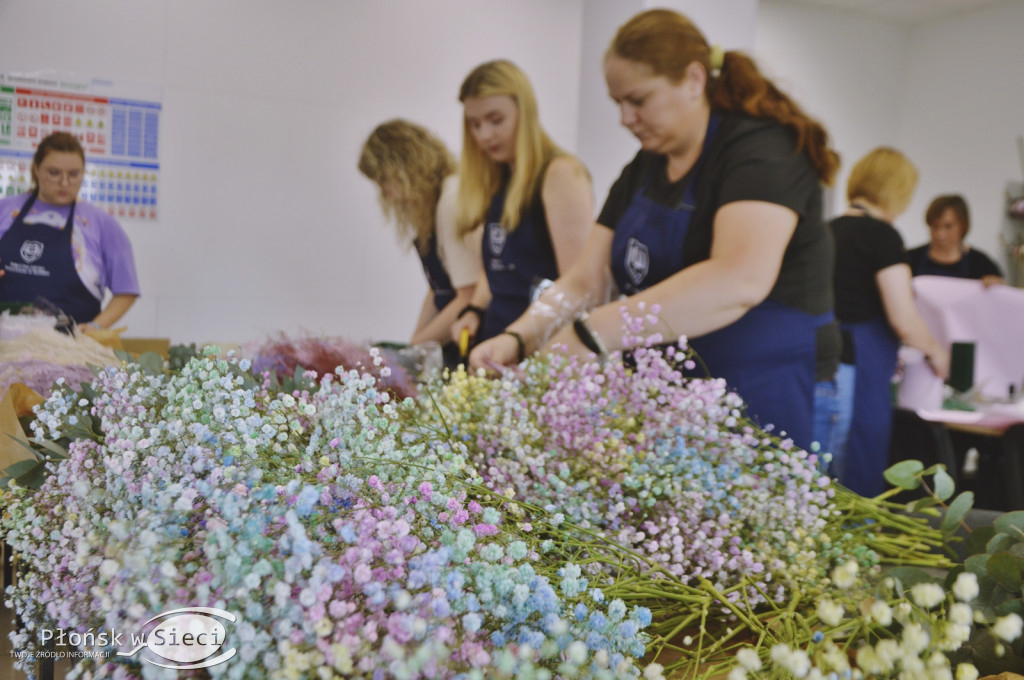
[610,9,840,185]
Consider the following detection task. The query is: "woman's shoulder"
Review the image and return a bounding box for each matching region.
[0,192,32,211]
[543,154,590,187]
[75,201,129,236]
[715,112,808,160]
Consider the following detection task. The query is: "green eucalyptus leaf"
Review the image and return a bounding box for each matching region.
[14,460,49,489]
[884,566,937,591]
[910,496,941,513]
[884,460,925,490]
[29,437,70,460]
[920,463,944,477]
[989,533,1017,555]
[942,491,974,533]
[967,525,997,556]
[4,459,42,481]
[968,631,1024,675]
[996,597,1024,618]
[995,511,1024,538]
[987,553,1023,590]
[138,351,165,375]
[113,349,136,364]
[932,467,955,501]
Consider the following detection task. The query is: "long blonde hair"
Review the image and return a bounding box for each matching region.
[457,60,561,235]
[358,119,456,254]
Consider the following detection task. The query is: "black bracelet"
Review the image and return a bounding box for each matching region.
[573,314,608,358]
[501,330,526,363]
[457,304,486,321]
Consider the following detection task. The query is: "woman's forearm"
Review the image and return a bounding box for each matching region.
[91,294,137,328]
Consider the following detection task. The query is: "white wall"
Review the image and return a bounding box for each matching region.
[0,0,585,345]
[756,0,1024,279]
[755,0,908,220]
[5,0,1021,347]
[899,1,1024,276]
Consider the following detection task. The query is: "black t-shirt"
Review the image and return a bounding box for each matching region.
[597,112,838,380]
[598,112,833,315]
[906,244,1003,279]
[831,214,906,324]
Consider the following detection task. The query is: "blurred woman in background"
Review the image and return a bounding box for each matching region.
[359,119,481,364]
[908,194,1004,286]
[822,148,949,495]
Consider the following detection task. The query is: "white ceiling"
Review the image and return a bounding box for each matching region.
[782,0,1014,26]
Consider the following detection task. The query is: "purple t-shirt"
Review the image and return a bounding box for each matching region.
[0,192,140,301]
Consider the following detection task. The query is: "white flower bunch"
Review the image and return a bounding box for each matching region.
[728,569,1022,679]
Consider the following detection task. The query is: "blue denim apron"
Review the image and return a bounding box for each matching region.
[418,233,455,312]
[609,114,831,450]
[0,192,101,323]
[840,317,900,496]
[480,185,558,341]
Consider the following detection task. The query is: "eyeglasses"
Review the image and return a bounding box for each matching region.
[40,167,84,184]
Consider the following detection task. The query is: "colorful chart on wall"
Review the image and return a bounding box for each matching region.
[0,72,162,221]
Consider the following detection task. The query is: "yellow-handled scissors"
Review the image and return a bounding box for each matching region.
[458,327,470,358]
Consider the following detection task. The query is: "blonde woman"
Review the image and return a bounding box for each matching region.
[449,60,594,351]
[823,147,949,495]
[358,120,481,359]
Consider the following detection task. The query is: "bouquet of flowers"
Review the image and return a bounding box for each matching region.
[0,313,970,679]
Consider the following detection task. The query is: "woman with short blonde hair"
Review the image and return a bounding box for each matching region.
[822,147,948,495]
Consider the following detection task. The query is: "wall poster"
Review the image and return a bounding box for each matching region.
[0,72,162,221]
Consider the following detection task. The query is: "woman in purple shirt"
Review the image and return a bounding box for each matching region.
[0,131,139,330]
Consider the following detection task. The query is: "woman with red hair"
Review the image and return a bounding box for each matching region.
[469,8,841,451]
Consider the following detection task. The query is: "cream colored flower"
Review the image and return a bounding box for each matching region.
[868,600,893,626]
[950,602,973,625]
[910,582,945,609]
[952,572,980,602]
[993,613,1024,642]
[737,647,762,671]
[832,560,859,589]
[956,663,980,680]
[901,622,930,655]
[855,645,888,675]
[817,597,845,626]
[875,639,901,668]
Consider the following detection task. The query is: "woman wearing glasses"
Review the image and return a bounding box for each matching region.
[0,131,139,330]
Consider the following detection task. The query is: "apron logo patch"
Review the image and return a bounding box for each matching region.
[488,223,506,256]
[20,240,45,264]
[626,238,649,286]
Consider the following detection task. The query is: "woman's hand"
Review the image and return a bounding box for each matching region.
[926,347,951,380]
[467,333,520,374]
[450,312,480,346]
[981,274,1005,288]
